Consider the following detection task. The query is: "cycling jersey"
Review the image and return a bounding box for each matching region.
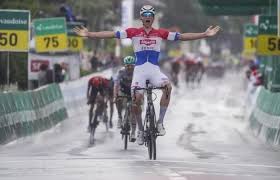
[115,67,133,95]
[88,76,110,88]
[116,28,180,66]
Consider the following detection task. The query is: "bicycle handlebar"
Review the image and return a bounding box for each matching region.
[134,86,166,91]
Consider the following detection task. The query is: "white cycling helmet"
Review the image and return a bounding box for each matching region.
[140,5,155,16]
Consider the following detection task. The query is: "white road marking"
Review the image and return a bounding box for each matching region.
[169,177,187,180]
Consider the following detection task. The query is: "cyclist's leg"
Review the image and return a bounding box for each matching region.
[109,97,114,128]
[131,65,146,145]
[107,87,114,127]
[116,90,125,128]
[131,91,144,131]
[132,91,144,144]
[150,67,172,135]
[88,88,98,130]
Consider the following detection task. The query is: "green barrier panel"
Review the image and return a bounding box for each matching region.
[2,93,17,142]
[11,92,23,137]
[0,83,68,144]
[27,91,38,134]
[0,93,8,143]
[20,92,32,136]
[31,90,40,133]
[250,87,280,145]
[269,56,280,92]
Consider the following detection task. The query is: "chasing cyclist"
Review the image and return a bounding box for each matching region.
[87,76,114,131]
[114,56,136,141]
[74,5,220,145]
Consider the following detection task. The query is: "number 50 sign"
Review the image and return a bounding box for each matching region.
[34,17,67,53]
[0,10,30,52]
[257,16,280,55]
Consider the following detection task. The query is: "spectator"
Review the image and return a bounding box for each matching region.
[90,54,99,72]
[53,63,64,83]
[59,4,76,22]
[38,63,48,87]
[61,62,70,81]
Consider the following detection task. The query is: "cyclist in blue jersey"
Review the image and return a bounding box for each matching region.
[74,5,220,145]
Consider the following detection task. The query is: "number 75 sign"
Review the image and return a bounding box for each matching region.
[34,17,67,53]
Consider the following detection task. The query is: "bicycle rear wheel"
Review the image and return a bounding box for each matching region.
[123,109,130,150]
[147,135,152,159]
[89,127,96,145]
[124,133,128,150]
[89,113,98,145]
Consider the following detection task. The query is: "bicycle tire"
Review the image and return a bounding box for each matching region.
[150,106,157,160]
[89,127,96,145]
[124,134,128,150]
[104,116,109,132]
[147,135,152,159]
[147,104,157,160]
[89,112,98,145]
[123,108,130,150]
[151,133,156,160]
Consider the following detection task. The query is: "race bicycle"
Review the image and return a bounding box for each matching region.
[89,94,109,145]
[117,95,135,150]
[134,80,166,160]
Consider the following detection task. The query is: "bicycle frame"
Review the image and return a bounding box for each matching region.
[134,80,165,160]
[117,95,133,149]
[89,95,109,145]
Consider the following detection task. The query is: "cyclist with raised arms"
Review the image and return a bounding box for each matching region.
[114,56,136,141]
[74,5,220,145]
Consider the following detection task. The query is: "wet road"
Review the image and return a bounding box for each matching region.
[0,72,280,180]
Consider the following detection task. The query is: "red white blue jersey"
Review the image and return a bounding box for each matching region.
[116,27,180,66]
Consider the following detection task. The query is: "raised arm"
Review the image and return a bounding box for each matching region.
[73,26,116,39]
[178,26,220,41]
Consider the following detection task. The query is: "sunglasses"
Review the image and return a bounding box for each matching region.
[141,12,155,17]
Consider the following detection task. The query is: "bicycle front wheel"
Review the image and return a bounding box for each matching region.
[147,133,156,160]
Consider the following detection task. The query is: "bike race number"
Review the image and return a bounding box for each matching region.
[0,10,30,52]
[34,17,68,53]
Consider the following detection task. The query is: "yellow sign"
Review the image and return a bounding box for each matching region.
[257,35,280,55]
[35,34,68,53]
[0,30,29,51]
[243,37,257,53]
[68,36,83,51]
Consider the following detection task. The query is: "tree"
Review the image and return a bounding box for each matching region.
[68,0,121,53]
